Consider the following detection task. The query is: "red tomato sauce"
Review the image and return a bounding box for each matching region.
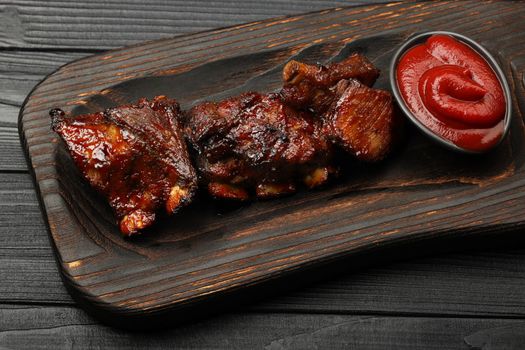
[396,34,506,152]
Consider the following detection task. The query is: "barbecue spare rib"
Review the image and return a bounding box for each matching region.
[52,54,397,236]
[281,53,380,114]
[51,96,197,235]
[187,55,395,199]
[280,54,394,162]
[185,92,334,200]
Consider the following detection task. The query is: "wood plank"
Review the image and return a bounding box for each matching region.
[0,258,69,304]
[0,1,383,49]
[5,246,525,317]
[0,50,87,106]
[17,1,525,327]
[256,247,525,317]
[2,175,525,317]
[1,304,525,349]
[0,173,49,251]
[0,50,88,171]
[0,123,27,171]
[0,173,71,303]
[0,104,19,126]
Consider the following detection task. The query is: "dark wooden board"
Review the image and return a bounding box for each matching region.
[0,51,90,171]
[5,37,525,325]
[18,1,525,328]
[2,304,525,349]
[0,50,89,172]
[6,174,525,320]
[0,0,380,50]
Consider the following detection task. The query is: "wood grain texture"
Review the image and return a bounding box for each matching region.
[2,304,525,349]
[4,207,525,319]
[0,50,87,106]
[0,0,384,49]
[18,1,525,328]
[2,171,525,316]
[0,51,88,171]
[0,123,26,171]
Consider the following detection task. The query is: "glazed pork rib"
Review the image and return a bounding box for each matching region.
[51,53,397,234]
[280,54,394,161]
[185,55,395,200]
[185,92,334,200]
[322,79,396,162]
[51,96,197,236]
[281,53,380,114]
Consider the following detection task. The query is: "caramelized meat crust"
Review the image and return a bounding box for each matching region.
[322,79,396,162]
[281,53,380,114]
[51,53,398,235]
[186,92,334,200]
[186,55,395,200]
[51,96,197,236]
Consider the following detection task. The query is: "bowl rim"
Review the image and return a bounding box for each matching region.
[388,30,513,154]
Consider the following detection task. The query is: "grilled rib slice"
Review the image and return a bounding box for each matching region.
[185,92,334,200]
[51,96,197,236]
[281,53,380,114]
[323,79,396,162]
[51,54,397,234]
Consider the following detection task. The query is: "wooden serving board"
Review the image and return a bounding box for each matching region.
[18,1,525,328]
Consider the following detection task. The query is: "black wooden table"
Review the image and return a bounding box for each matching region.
[2,1,525,348]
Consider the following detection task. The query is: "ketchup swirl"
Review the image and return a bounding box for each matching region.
[396,34,506,152]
